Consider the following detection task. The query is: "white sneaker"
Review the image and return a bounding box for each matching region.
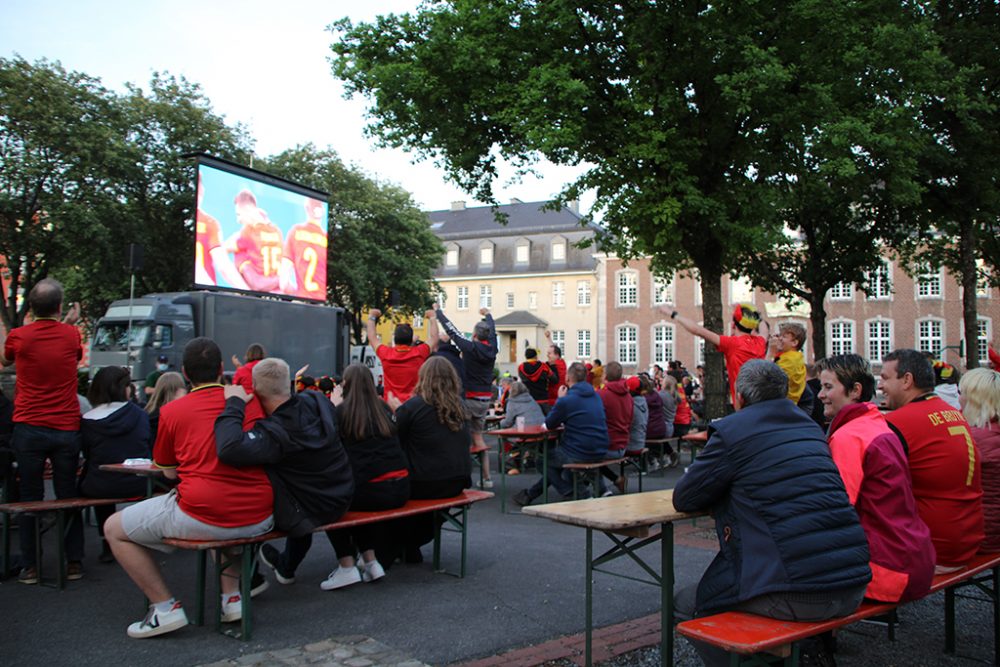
[220,593,242,623]
[479,478,494,489]
[320,565,362,591]
[361,560,386,583]
[127,601,189,638]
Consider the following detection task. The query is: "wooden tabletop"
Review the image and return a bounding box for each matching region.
[521,489,705,531]
[98,462,165,476]
[489,425,558,438]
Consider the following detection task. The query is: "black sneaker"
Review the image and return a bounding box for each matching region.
[513,490,533,507]
[258,543,295,585]
[18,566,39,585]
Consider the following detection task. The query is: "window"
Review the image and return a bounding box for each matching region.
[436,291,447,308]
[551,330,565,352]
[551,238,566,261]
[577,330,592,359]
[978,318,992,363]
[828,281,853,301]
[552,281,565,307]
[866,261,892,300]
[977,259,991,298]
[412,314,423,329]
[829,320,855,356]
[866,319,892,363]
[528,291,538,310]
[515,242,530,264]
[577,281,591,306]
[617,325,638,365]
[652,324,675,365]
[505,292,514,309]
[916,263,942,298]
[617,270,638,307]
[696,336,706,367]
[445,247,458,267]
[479,244,493,266]
[479,285,492,309]
[456,286,469,310]
[729,276,754,304]
[916,318,943,355]
[653,275,675,305]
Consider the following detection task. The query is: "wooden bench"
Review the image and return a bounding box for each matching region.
[161,489,493,640]
[0,496,143,588]
[644,438,680,473]
[676,551,1000,666]
[563,450,647,497]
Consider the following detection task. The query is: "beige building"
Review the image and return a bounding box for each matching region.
[428,200,599,373]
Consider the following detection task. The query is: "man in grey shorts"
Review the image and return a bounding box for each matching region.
[104,337,275,639]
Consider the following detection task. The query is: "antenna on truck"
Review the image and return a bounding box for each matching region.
[125,244,143,378]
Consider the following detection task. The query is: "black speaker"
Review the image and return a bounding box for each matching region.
[126,243,144,271]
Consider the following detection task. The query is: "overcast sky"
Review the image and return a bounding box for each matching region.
[1,0,589,211]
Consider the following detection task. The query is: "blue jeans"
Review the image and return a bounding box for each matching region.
[11,424,84,567]
[527,446,597,499]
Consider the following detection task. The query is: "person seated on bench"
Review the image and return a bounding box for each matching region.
[499,381,545,473]
[513,362,609,506]
[958,368,1000,553]
[626,375,648,457]
[673,360,871,667]
[817,354,935,603]
[597,362,632,496]
[214,358,356,590]
[80,366,153,564]
[390,356,472,561]
[880,349,984,571]
[518,348,556,414]
[641,374,677,468]
[145,371,187,444]
[104,337,274,639]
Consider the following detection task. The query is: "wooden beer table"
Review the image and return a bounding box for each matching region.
[490,425,559,513]
[98,461,171,497]
[523,489,706,667]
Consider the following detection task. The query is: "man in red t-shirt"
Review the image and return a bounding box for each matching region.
[880,348,984,569]
[226,189,284,293]
[194,181,248,290]
[663,303,768,406]
[280,197,327,300]
[366,308,438,403]
[0,279,84,584]
[104,337,274,639]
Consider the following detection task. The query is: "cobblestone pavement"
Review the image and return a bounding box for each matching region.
[197,636,430,667]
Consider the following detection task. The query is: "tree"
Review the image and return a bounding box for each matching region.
[0,57,125,330]
[331,0,936,417]
[901,1,1000,368]
[261,144,442,342]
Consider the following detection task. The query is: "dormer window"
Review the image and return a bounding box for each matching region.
[551,236,566,262]
[479,241,494,266]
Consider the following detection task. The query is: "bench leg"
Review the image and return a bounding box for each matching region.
[1,508,9,577]
[994,566,999,667]
[945,585,956,654]
[585,526,593,667]
[433,509,443,571]
[662,521,672,667]
[195,550,207,626]
[239,546,254,640]
[433,505,471,578]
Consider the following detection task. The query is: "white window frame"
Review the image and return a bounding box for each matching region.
[412,314,424,330]
[915,263,942,299]
[436,291,447,309]
[479,243,494,266]
[551,330,565,353]
[616,269,639,307]
[551,236,567,262]
[915,317,944,355]
[617,324,638,365]
[828,318,856,356]
[577,329,592,359]
[552,281,565,308]
[976,259,992,298]
[865,260,893,300]
[505,292,515,309]
[828,281,853,301]
[652,274,675,306]
[729,275,755,304]
[515,239,530,264]
[445,246,459,268]
[479,284,492,309]
[528,291,538,310]
[865,317,893,364]
[977,318,993,363]
[456,286,469,310]
[695,330,706,367]
[651,322,675,366]
[577,280,591,307]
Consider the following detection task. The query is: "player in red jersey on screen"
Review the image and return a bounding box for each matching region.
[195,182,248,290]
[281,197,327,300]
[227,189,284,293]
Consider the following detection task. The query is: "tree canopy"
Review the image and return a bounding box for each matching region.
[331,0,944,416]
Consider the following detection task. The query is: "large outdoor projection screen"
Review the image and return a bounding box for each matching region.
[193,156,329,302]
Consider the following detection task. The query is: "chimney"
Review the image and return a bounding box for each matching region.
[568,200,580,214]
[450,201,466,212]
[510,197,523,205]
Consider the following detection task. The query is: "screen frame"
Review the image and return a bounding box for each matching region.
[192,154,330,303]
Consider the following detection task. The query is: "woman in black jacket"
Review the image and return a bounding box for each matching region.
[79,366,152,562]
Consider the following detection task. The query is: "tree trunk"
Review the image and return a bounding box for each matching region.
[960,217,980,369]
[698,261,727,421]
[809,293,828,362]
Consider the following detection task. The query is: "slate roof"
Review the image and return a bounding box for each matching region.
[427,201,590,240]
[492,310,549,327]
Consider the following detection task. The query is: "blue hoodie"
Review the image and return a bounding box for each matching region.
[545,382,609,461]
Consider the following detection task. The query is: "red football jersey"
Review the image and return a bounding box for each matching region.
[195,210,222,284]
[235,222,283,292]
[284,221,327,300]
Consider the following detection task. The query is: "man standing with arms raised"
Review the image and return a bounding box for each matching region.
[0,279,83,584]
[433,304,498,489]
[367,309,438,404]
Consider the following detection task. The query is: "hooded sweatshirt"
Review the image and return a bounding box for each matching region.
[79,401,152,499]
[545,381,608,461]
[599,380,634,452]
[518,360,555,402]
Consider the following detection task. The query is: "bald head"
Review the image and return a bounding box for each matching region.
[28,279,64,318]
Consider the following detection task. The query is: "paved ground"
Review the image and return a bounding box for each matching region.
[3,446,997,666]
